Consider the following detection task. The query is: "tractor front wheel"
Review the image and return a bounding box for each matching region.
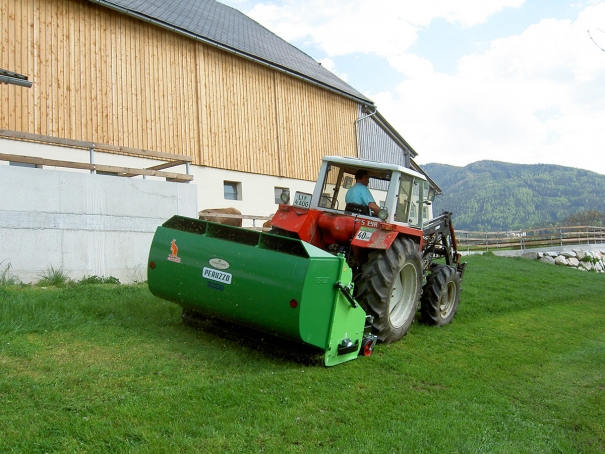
[420,265,461,326]
[355,237,422,344]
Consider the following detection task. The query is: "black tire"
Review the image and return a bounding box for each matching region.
[355,237,422,344]
[420,265,461,326]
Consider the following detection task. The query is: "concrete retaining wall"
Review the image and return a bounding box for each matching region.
[0,165,197,283]
[0,137,316,227]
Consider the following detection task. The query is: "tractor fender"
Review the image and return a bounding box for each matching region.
[317,213,400,250]
[351,227,399,249]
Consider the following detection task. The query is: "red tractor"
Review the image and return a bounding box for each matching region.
[269,156,467,343]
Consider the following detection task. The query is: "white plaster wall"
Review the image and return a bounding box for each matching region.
[189,166,315,227]
[0,138,316,227]
[0,164,197,283]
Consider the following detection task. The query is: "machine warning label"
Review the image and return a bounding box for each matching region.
[202,267,232,285]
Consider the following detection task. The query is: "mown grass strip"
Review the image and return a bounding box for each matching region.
[0,255,603,453]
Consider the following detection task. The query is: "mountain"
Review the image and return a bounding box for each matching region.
[421,161,605,231]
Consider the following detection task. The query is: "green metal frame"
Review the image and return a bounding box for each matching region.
[147,216,367,366]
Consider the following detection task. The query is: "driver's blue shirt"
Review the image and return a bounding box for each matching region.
[345,183,375,206]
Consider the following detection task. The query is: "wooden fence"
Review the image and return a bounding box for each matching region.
[456,226,605,252]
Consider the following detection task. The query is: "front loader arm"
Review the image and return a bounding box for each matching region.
[422,212,466,277]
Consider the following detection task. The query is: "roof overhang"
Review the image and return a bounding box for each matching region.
[410,159,443,194]
[368,109,418,159]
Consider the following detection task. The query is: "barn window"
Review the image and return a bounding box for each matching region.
[274,187,289,204]
[224,181,241,200]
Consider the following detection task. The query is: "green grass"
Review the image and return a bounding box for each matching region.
[36,265,71,287]
[0,260,21,286]
[1,255,603,453]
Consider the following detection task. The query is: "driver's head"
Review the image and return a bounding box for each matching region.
[355,169,369,181]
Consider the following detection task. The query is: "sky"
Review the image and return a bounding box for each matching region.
[219,0,605,175]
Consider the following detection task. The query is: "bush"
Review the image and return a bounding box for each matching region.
[78,275,121,285]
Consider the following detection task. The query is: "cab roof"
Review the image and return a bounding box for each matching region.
[322,156,427,181]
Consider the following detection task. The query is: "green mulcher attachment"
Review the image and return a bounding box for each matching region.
[147,216,376,366]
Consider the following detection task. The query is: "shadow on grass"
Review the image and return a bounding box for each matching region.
[181,312,326,367]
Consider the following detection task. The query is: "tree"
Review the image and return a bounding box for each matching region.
[561,210,605,227]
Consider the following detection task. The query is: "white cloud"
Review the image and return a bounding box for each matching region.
[246,0,526,58]
[230,0,605,174]
[385,4,605,174]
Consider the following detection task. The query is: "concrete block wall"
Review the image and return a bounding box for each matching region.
[0,165,197,283]
[0,137,316,228]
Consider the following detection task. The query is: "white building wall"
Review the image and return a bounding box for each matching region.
[189,165,315,227]
[0,162,197,283]
[0,138,317,227]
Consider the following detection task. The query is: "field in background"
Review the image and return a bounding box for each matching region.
[1,255,604,453]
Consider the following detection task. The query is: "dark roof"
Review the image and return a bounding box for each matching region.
[88,0,372,104]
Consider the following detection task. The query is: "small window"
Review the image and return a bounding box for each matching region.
[343,176,353,189]
[224,181,241,200]
[274,187,289,204]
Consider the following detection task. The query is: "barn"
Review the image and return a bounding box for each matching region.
[0,0,435,281]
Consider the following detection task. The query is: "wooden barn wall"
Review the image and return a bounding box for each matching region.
[0,0,358,181]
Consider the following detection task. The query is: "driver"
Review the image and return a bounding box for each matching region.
[345,169,380,216]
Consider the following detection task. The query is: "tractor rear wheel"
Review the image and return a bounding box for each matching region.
[420,265,461,326]
[355,237,422,344]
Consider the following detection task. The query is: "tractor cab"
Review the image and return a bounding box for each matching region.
[307,156,430,229]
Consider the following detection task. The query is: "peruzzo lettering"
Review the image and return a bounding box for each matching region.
[202,267,232,285]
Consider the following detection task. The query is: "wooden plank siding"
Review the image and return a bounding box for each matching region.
[0,0,358,181]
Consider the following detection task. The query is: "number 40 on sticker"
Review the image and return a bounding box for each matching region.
[355,229,373,242]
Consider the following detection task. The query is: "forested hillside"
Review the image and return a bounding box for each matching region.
[422,161,605,231]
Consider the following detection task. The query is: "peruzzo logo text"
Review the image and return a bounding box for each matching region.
[202,267,232,285]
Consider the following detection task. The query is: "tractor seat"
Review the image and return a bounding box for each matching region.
[344,203,370,216]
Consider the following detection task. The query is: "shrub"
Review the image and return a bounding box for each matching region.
[37,265,70,287]
[79,275,121,285]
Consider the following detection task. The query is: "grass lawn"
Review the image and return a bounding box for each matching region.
[1,254,604,453]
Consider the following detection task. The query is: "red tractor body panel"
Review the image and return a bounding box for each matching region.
[271,205,425,252]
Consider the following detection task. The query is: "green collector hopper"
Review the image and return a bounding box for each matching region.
[147,216,374,366]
